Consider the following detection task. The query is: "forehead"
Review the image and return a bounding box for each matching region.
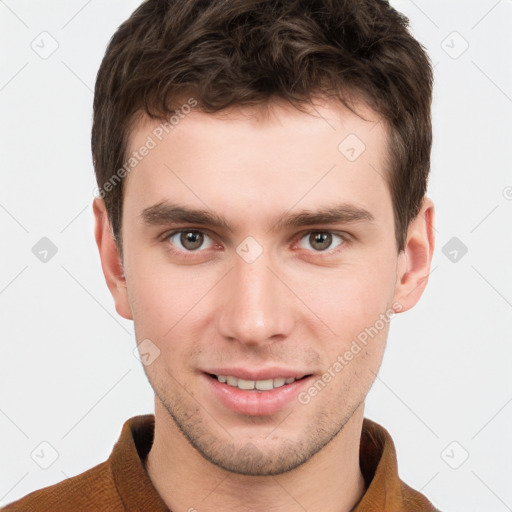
[127,95,387,159]
[122,97,392,230]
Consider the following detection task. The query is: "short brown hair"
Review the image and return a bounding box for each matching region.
[92,0,433,256]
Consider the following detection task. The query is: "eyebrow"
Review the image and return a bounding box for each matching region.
[140,201,375,233]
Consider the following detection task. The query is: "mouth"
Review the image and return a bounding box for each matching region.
[207,373,310,391]
[203,371,314,416]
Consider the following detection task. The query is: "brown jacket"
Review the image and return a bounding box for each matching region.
[2,415,440,511]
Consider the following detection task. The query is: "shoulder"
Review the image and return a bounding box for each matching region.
[1,414,158,512]
[1,460,124,512]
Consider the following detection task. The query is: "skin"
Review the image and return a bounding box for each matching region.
[93,96,435,512]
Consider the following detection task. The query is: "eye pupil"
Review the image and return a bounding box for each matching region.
[310,232,332,251]
[181,231,203,250]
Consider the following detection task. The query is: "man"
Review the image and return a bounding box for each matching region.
[3,0,440,510]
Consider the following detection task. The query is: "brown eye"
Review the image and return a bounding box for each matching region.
[297,231,346,253]
[309,232,332,251]
[167,230,214,252]
[180,231,203,250]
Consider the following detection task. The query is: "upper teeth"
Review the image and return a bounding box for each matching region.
[216,375,297,390]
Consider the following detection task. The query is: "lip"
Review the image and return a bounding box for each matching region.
[203,372,313,416]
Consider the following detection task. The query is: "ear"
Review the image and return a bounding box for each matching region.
[392,196,436,313]
[93,198,133,320]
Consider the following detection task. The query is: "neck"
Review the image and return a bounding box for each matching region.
[145,399,366,512]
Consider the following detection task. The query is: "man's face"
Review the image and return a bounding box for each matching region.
[119,98,403,475]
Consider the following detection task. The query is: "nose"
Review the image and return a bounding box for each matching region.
[216,249,294,347]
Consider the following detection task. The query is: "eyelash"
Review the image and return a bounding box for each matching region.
[160,229,350,260]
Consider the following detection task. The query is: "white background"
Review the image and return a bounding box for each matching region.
[1,1,511,510]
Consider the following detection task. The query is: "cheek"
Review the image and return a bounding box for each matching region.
[125,260,211,368]
[307,263,395,339]
[125,249,201,330]
[127,273,168,331]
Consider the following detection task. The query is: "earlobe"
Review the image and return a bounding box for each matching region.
[92,198,133,320]
[393,197,436,313]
